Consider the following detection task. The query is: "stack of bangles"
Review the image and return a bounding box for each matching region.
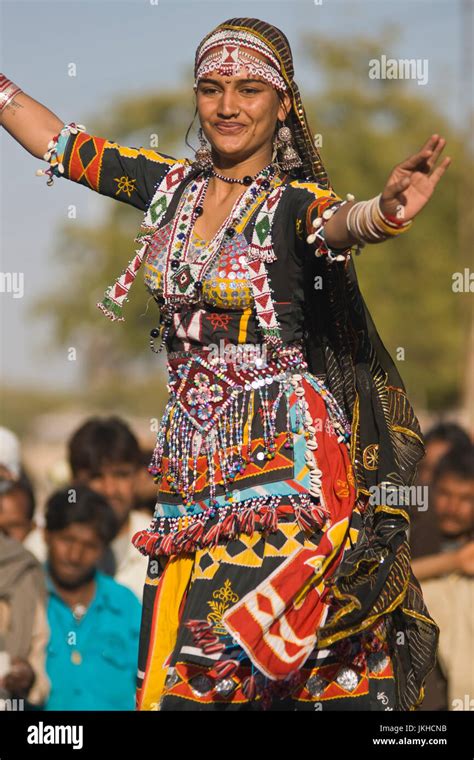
[305,192,412,263]
[345,193,413,247]
[0,74,22,112]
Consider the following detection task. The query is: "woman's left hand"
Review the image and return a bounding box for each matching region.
[379,134,451,222]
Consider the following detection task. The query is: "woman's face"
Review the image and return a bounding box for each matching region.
[195,48,292,164]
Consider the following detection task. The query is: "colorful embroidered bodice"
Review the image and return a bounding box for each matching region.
[143,227,253,310]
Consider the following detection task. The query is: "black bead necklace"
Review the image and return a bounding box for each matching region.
[211,168,255,186]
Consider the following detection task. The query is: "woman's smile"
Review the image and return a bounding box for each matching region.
[214,122,246,134]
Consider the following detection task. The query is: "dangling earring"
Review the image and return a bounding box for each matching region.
[273,122,303,171]
[192,127,213,171]
[271,130,281,171]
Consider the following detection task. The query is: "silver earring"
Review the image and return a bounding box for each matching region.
[192,127,213,171]
[271,133,281,170]
[273,124,302,171]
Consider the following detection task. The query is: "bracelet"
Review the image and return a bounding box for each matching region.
[36,122,86,186]
[306,193,355,263]
[346,193,413,245]
[383,206,409,226]
[0,75,23,113]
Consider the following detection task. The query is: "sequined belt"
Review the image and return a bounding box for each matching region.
[147,343,308,507]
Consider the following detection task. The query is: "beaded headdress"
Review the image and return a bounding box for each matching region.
[193,29,288,94]
[193,18,332,190]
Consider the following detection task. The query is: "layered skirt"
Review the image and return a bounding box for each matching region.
[136,523,396,711]
[133,351,397,710]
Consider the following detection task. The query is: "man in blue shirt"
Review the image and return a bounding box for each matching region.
[43,485,141,710]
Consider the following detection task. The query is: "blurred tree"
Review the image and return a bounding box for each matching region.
[33,29,473,412]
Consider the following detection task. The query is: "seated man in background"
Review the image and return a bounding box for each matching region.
[413,447,474,711]
[416,422,472,487]
[43,485,141,711]
[0,425,41,554]
[412,446,474,581]
[410,421,471,559]
[0,531,50,709]
[0,474,36,544]
[409,422,472,711]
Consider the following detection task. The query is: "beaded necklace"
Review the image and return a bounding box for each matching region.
[97,160,285,338]
[162,164,276,302]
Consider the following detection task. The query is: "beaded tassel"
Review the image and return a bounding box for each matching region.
[151,388,257,507]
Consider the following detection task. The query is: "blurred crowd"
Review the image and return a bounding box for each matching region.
[0,417,156,710]
[0,416,472,711]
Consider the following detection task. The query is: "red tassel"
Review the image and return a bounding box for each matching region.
[295,506,315,532]
[239,508,255,535]
[259,508,271,531]
[132,530,161,558]
[172,528,189,548]
[270,508,279,531]
[179,521,204,545]
[131,530,146,550]
[213,659,239,679]
[194,632,218,646]
[179,524,205,552]
[260,508,278,532]
[242,675,258,700]
[221,513,239,539]
[190,521,205,543]
[202,641,226,655]
[159,533,175,555]
[184,619,212,633]
[138,535,155,556]
[196,634,219,647]
[148,537,163,557]
[202,523,222,547]
[310,505,326,527]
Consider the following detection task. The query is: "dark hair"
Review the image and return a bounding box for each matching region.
[45,485,119,544]
[3,470,36,521]
[68,416,141,477]
[424,421,472,451]
[432,446,474,486]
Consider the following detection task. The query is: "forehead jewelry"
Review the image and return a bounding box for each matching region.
[194,41,287,94]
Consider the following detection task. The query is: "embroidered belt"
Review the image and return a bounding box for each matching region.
[147,343,309,508]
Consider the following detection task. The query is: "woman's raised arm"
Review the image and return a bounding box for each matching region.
[1,74,188,213]
[0,82,64,159]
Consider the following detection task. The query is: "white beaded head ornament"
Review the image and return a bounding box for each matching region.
[193,29,288,94]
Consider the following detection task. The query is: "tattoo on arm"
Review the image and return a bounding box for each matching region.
[4,98,25,113]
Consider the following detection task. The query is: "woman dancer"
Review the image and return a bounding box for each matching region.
[0,17,450,711]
